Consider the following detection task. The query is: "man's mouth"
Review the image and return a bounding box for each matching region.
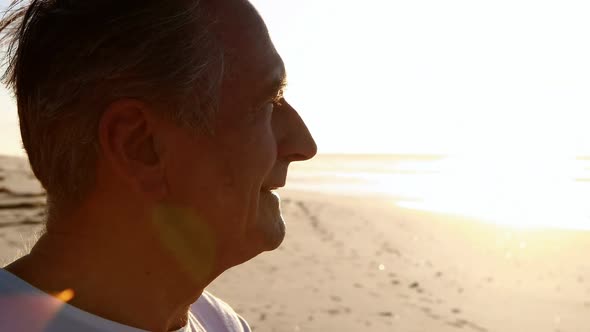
[260,189,279,196]
[260,185,281,192]
[259,187,281,202]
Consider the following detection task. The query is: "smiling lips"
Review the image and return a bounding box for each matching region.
[261,185,281,192]
[260,189,280,197]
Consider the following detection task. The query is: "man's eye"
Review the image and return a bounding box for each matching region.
[255,96,282,115]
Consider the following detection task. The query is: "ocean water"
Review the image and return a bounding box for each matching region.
[286,154,590,231]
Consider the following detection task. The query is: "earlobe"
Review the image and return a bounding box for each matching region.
[98,99,168,199]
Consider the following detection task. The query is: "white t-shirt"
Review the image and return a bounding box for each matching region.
[0,269,251,332]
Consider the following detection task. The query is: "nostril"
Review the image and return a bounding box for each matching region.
[287,153,313,162]
[299,135,318,161]
[280,135,318,162]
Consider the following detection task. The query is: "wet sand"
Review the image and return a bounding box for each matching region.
[1,155,589,331]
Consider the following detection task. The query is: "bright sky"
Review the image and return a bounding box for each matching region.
[1,0,590,156]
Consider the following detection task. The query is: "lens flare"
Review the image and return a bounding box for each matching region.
[52,288,75,302]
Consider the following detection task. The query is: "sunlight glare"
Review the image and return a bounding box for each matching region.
[395,155,590,230]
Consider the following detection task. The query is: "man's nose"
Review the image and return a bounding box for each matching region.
[273,101,317,162]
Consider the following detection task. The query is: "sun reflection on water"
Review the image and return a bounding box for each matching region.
[393,155,590,230]
[287,154,590,231]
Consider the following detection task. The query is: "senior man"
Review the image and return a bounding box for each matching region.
[0,0,316,331]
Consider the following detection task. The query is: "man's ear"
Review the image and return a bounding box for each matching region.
[98,99,167,199]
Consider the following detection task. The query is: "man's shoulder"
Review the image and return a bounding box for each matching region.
[0,268,144,332]
[190,291,251,332]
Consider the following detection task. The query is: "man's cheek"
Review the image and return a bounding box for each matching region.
[259,134,278,172]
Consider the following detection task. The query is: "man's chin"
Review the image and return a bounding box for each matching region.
[260,217,286,251]
[256,190,286,251]
[233,216,284,266]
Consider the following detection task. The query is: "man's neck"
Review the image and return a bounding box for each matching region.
[4,215,215,332]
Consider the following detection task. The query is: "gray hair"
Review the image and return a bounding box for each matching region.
[0,0,225,212]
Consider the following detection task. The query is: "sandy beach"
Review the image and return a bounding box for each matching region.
[1,154,589,332]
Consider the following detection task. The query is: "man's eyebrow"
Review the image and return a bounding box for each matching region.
[270,74,288,101]
[256,67,288,104]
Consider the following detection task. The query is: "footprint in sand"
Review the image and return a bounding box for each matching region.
[324,308,340,315]
[420,306,441,321]
[329,295,342,303]
[446,318,488,332]
[409,282,424,293]
[381,242,400,256]
[296,201,332,240]
[377,311,393,317]
[368,291,380,298]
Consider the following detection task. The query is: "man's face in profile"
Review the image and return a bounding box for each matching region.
[152,1,316,268]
